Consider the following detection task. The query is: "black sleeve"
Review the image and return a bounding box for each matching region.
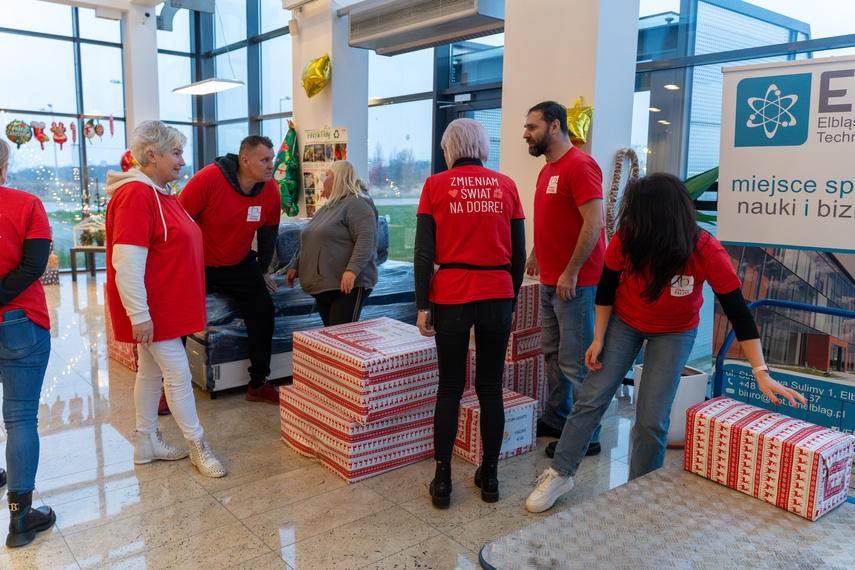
[715,287,760,341]
[0,238,51,305]
[510,219,525,303]
[413,213,436,311]
[256,225,278,273]
[594,263,621,306]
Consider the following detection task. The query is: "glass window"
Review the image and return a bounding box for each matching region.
[462,108,501,172]
[214,0,247,49]
[217,122,248,157]
[0,0,71,36]
[450,38,503,88]
[368,50,434,100]
[157,8,192,53]
[368,100,433,261]
[262,117,291,147]
[261,35,293,115]
[743,1,855,40]
[215,48,248,121]
[158,54,194,122]
[260,0,291,34]
[80,44,125,117]
[0,33,77,114]
[85,119,126,217]
[78,7,122,44]
[164,123,196,185]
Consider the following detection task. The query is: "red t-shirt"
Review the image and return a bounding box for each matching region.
[533,147,605,286]
[606,231,742,333]
[179,164,281,267]
[417,164,525,304]
[106,181,207,343]
[0,188,52,330]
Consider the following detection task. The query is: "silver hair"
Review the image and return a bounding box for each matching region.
[130,120,187,167]
[440,118,490,163]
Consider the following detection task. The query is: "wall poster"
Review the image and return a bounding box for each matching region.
[302,127,347,217]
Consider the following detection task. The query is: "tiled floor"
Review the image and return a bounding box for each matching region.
[0,273,681,568]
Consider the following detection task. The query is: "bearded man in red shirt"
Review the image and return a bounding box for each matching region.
[180,136,281,404]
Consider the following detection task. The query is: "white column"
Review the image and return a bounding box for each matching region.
[121,2,161,140]
[499,0,640,244]
[291,0,368,217]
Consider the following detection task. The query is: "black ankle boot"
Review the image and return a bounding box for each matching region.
[429,459,452,509]
[474,457,499,503]
[6,490,56,548]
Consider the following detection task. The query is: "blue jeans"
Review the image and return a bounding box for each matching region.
[540,284,601,443]
[0,315,51,493]
[551,313,697,480]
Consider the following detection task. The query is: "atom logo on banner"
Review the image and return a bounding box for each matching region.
[746,84,799,139]
[735,73,811,147]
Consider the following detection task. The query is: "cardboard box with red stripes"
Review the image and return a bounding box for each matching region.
[466,351,546,418]
[292,317,438,424]
[685,396,855,521]
[103,283,138,371]
[469,326,542,363]
[453,389,537,464]
[280,385,434,483]
[511,277,541,331]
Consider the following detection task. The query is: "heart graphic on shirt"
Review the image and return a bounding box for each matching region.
[448,189,458,198]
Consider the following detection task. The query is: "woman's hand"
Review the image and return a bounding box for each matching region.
[341,270,357,294]
[417,310,436,337]
[285,268,298,288]
[585,339,604,371]
[132,320,154,346]
[756,370,808,407]
[262,272,278,293]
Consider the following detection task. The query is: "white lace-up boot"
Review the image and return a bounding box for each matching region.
[189,437,227,478]
[134,430,189,464]
[525,467,574,513]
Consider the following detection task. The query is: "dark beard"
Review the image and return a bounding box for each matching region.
[527,136,549,157]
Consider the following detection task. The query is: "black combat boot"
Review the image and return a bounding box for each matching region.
[429,459,452,509]
[6,490,56,548]
[474,456,499,503]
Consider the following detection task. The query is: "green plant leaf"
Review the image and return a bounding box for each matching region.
[684,166,719,201]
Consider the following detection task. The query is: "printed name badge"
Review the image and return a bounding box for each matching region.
[247,206,262,222]
[546,175,559,194]
[670,275,694,297]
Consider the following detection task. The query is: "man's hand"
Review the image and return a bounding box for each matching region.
[285,268,297,288]
[525,252,539,277]
[262,272,278,293]
[132,320,154,346]
[556,270,577,300]
[341,270,357,294]
[417,310,436,337]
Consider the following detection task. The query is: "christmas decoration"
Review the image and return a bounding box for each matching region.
[272,120,300,217]
[50,122,67,150]
[301,53,331,99]
[31,121,49,150]
[70,121,77,144]
[120,150,135,172]
[6,120,32,148]
[109,115,114,137]
[83,119,96,140]
[94,121,104,139]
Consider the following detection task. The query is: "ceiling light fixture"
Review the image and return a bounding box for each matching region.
[658,120,671,125]
[664,84,680,90]
[649,107,661,112]
[173,78,245,96]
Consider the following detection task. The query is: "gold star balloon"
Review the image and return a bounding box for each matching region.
[301,52,331,99]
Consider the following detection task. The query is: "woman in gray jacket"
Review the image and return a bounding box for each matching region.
[286,161,378,326]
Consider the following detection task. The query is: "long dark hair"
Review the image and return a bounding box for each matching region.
[617,173,700,303]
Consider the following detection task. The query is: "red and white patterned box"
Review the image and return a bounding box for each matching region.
[466,350,546,419]
[103,284,138,371]
[453,389,537,465]
[685,396,855,521]
[280,385,434,483]
[469,326,542,362]
[292,317,438,425]
[511,277,541,331]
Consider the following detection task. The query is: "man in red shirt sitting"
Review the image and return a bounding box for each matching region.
[180,136,281,404]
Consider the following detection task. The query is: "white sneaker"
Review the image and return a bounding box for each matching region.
[134,430,189,464]
[526,468,573,513]
[189,437,227,478]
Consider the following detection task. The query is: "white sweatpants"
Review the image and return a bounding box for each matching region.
[135,337,204,441]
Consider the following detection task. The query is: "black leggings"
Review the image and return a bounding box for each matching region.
[311,287,372,327]
[432,298,513,462]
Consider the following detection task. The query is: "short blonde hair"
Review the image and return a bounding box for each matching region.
[0,138,9,174]
[440,118,490,163]
[325,160,367,205]
[130,120,187,167]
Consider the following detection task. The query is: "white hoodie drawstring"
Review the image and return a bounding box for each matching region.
[152,186,168,242]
